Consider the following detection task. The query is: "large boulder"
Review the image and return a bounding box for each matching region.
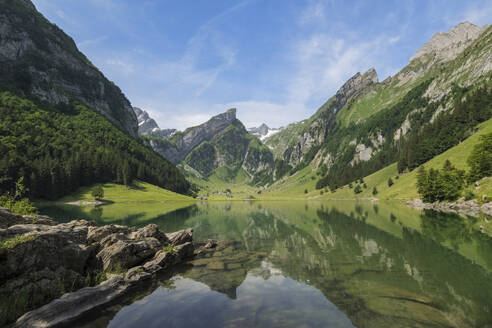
[0,207,195,327]
[0,207,56,229]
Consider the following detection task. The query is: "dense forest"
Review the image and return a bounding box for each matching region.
[0,91,190,200]
[398,84,492,172]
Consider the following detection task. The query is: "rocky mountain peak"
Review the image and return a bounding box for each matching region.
[335,67,378,105]
[410,21,487,63]
[134,107,159,132]
[205,108,237,129]
[133,107,176,138]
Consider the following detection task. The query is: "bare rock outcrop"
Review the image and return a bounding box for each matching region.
[150,108,238,164]
[0,207,194,327]
[410,22,488,64]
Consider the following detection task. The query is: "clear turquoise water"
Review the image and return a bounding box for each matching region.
[40,201,492,328]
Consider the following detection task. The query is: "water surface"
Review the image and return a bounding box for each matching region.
[40,201,492,328]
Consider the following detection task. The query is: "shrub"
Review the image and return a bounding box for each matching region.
[416,161,465,202]
[304,189,308,194]
[91,185,104,200]
[354,185,362,194]
[468,133,492,182]
[0,177,37,215]
[464,190,475,201]
[372,187,378,195]
[387,178,394,187]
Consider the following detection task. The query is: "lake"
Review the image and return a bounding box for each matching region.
[39,200,492,328]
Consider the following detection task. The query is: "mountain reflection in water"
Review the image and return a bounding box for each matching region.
[42,201,492,328]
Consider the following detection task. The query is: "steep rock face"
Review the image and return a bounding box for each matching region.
[334,68,378,109]
[183,119,275,182]
[133,107,176,138]
[154,108,237,164]
[410,22,487,63]
[281,68,378,167]
[0,0,138,137]
[134,107,159,134]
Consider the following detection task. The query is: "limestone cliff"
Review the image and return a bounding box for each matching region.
[143,108,275,184]
[0,0,138,137]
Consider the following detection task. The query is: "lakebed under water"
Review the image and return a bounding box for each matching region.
[39,200,492,328]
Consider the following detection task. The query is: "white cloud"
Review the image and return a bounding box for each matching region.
[462,2,492,26]
[286,34,389,107]
[77,36,108,49]
[105,59,134,75]
[226,100,307,128]
[134,3,406,131]
[299,1,326,26]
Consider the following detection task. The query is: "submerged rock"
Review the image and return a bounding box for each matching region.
[405,198,491,218]
[0,207,194,327]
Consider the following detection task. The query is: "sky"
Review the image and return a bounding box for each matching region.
[31,0,491,131]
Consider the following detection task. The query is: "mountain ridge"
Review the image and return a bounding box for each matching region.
[263,21,491,191]
[0,0,139,137]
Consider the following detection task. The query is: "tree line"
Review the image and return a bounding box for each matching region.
[417,132,492,202]
[0,91,190,200]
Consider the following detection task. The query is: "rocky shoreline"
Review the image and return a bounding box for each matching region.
[0,207,196,327]
[405,198,492,218]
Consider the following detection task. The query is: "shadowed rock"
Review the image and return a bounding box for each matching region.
[0,207,194,327]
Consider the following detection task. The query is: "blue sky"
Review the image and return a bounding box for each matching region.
[32,0,491,130]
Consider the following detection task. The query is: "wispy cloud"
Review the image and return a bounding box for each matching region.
[299,1,326,26]
[462,2,492,25]
[105,59,134,75]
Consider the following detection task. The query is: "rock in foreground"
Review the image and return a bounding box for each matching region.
[0,207,193,327]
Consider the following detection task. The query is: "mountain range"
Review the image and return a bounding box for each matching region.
[0,0,490,199]
[130,21,491,191]
[135,108,275,185]
[265,21,491,190]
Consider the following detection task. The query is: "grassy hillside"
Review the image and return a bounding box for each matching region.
[57,180,195,203]
[36,181,196,226]
[260,117,492,202]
